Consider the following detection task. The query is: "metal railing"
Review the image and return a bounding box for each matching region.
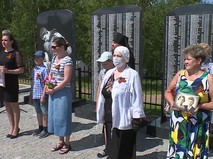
[19,61,163,117]
[75,67,92,100]
[74,67,163,115]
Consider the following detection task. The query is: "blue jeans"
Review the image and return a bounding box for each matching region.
[33,99,48,115]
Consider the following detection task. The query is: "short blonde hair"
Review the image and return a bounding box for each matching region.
[183,43,212,63]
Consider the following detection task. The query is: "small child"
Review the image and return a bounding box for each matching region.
[29,50,49,139]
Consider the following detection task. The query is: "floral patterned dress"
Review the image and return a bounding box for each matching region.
[167,70,211,159]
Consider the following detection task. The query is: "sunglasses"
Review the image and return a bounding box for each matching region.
[51,45,59,49]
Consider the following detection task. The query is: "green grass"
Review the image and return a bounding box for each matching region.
[142,79,162,94]
[144,104,162,116]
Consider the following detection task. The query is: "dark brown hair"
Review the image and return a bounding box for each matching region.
[2,30,19,50]
[52,37,69,50]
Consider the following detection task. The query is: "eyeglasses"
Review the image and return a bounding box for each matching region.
[51,45,59,49]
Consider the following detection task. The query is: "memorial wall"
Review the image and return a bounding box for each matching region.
[91,5,142,101]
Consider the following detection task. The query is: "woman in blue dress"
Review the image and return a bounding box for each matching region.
[45,37,73,155]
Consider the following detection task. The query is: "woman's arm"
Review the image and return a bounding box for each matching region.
[3,51,24,74]
[47,65,73,95]
[96,80,102,112]
[3,66,24,74]
[199,74,213,110]
[29,70,34,104]
[164,70,182,107]
[41,68,50,104]
[131,72,146,118]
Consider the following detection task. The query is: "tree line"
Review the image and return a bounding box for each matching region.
[0,0,201,77]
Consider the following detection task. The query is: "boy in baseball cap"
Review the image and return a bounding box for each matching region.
[96,51,114,158]
[34,50,45,58]
[30,50,49,139]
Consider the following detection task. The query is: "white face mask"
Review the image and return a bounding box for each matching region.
[113,57,124,67]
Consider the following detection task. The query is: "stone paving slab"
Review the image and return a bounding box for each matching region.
[0,92,212,159]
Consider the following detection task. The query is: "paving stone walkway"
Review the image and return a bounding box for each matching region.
[0,86,212,159]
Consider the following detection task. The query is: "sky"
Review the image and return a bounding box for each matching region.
[203,0,213,3]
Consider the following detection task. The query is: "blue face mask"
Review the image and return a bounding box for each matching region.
[113,57,124,67]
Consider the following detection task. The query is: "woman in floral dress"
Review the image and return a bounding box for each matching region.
[165,43,213,158]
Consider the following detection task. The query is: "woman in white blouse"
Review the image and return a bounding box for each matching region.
[97,46,146,159]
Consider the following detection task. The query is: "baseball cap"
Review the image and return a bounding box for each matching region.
[34,50,45,58]
[96,51,113,62]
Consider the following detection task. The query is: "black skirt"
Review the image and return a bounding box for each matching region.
[0,75,19,102]
[107,128,136,159]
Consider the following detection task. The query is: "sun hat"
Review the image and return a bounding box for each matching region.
[96,51,113,62]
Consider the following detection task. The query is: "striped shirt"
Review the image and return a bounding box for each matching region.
[51,55,73,87]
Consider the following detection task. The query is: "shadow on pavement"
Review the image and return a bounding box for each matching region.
[72,121,96,132]
[19,129,35,136]
[209,151,213,157]
[74,103,96,121]
[136,127,164,152]
[137,138,164,152]
[71,133,104,151]
[137,151,166,159]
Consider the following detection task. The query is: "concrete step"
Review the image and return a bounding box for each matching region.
[146,116,169,139]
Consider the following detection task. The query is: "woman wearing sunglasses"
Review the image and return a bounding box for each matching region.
[45,37,73,155]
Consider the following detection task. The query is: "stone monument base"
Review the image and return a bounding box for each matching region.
[146,116,169,139]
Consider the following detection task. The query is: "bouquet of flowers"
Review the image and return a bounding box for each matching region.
[43,76,57,89]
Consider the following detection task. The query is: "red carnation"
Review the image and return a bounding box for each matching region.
[54,64,60,70]
[118,77,126,83]
[6,53,12,59]
[36,73,41,79]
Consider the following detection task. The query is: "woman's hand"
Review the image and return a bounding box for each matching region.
[0,66,7,73]
[184,104,201,116]
[192,104,201,113]
[164,103,170,114]
[164,101,180,113]
[132,118,150,131]
[185,111,194,117]
[45,88,55,95]
[170,102,180,111]
[40,94,47,104]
